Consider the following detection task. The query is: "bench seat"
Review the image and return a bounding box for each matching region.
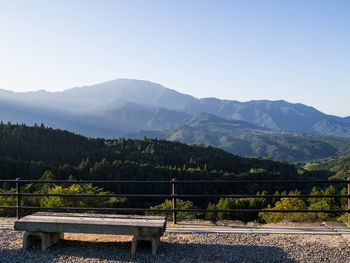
[14,212,166,255]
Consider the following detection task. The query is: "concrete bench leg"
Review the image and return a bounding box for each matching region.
[23,232,64,251]
[131,235,160,255]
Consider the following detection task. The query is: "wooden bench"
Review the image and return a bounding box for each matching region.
[14,212,166,255]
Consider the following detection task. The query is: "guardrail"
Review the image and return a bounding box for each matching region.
[0,178,350,224]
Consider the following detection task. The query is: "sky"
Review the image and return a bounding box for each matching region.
[0,0,349,116]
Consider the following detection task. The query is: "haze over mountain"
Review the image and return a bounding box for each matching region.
[0,79,197,114]
[180,98,350,136]
[0,79,195,137]
[2,78,350,161]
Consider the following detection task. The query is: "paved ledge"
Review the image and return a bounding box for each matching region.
[322,221,350,240]
[166,222,349,235]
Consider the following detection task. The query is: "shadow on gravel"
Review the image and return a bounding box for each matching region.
[0,239,298,263]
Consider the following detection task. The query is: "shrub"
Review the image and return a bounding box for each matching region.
[146,199,198,221]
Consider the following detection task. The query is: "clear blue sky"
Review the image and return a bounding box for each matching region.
[1,0,349,116]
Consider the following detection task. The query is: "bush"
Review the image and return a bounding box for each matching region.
[146,199,198,221]
[0,186,16,217]
[40,183,127,210]
[259,190,309,223]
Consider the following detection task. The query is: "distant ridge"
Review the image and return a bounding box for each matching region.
[2,78,350,161]
[128,112,350,162]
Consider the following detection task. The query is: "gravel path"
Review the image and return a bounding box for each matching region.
[1,229,350,263]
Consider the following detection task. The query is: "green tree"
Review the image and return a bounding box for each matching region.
[40,183,127,210]
[259,190,309,223]
[146,199,197,221]
[205,202,217,221]
[0,186,16,216]
[308,185,339,221]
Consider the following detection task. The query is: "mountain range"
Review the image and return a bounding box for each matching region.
[129,112,350,162]
[2,78,350,162]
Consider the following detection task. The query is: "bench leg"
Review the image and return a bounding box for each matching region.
[131,236,138,255]
[131,235,160,255]
[23,232,63,251]
[151,236,160,255]
[23,232,41,250]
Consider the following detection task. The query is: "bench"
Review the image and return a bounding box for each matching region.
[14,212,166,255]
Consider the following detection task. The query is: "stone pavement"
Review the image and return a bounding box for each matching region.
[322,221,350,240]
[166,221,350,236]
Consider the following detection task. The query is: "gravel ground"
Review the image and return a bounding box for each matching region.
[1,229,350,263]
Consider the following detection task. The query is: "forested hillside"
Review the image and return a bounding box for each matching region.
[1,122,346,222]
[0,122,313,202]
[305,155,350,180]
[0,122,307,181]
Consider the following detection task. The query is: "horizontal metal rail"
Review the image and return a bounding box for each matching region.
[0,206,349,213]
[0,180,170,184]
[0,179,349,184]
[0,193,171,198]
[0,193,348,199]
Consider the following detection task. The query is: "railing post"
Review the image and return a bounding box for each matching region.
[16,177,21,219]
[172,178,177,224]
[348,178,350,226]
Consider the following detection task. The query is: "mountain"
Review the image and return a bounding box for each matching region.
[343,116,350,123]
[2,78,350,161]
[0,79,196,137]
[312,119,350,137]
[180,98,350,136]
[0,98,75,128]
[2,78,350,138]
[75,102,191,138]
[128,112,350,162]
[0,97,126,139]
[185,112,260,130]
[0,79,197,114]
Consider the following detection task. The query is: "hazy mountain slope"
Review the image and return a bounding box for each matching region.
[0,98,74,128]
[0,80,196,137]
[129,113,350,162]
[181,98,350,136]
[1,78,350,138]
[0,89,74,114]
[342,116,350,123]
[64,79,198,110]
[313,119,350,137]
[76,102,191,137]
[51,79,197,113]
[185,112,260,130]
[0,98,122,138]
[0,79,197,114]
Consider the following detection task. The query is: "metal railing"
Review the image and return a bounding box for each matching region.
[0,178,350,224]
